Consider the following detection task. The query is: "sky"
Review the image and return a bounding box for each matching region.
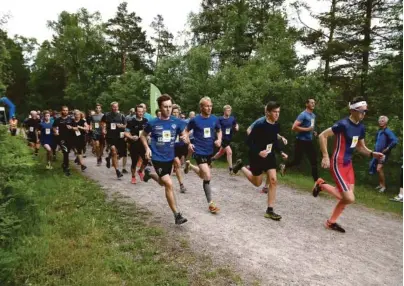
[1,0,328,69]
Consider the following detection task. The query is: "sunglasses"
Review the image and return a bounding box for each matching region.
[354,109,368,114]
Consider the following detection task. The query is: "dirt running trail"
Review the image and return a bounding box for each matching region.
[77,154,402,286]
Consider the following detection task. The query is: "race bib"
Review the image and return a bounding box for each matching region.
[94,122,99,129]
[225,128,231,135]
[175,135,180,143]
[75,130,81,136]
[162,130,171,143]
[29,127,34,132]
[266,144,273,154]
[203,128,211,138]
[310,119,315,127]
[110,123,116,130]
[45,128,50,135]
[120,132,124,138]
[350,136,359,148]
[139,130,143,137]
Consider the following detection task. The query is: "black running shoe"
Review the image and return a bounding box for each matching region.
[64,168,71,177]
[106,157,111,169]
[325,220,345,233]
[264,211,282,221]
[74,157,79,165]
[81,165,87,171]
[116,169,123,179]
[175,213,188,225]
[232,159,243,174]
[312,178,325,197]
[144,168,151,183]
[97,158,102,166]
[122,169,128,174]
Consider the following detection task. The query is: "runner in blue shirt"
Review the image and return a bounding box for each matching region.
[172,105,188,193]
[314,97,385,233]
[184,97,221,214]
[232,101,288,221]
[211,105,239,174]
[39,110,55,170]
[141,94,188,225]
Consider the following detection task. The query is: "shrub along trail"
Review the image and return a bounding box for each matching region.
[78,153,403,286]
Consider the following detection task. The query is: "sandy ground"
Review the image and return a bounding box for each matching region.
[74,153,403,286]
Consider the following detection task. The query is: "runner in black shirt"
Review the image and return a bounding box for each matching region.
[72,110,88,171]
[53,106,74,176]
[124,105,149,184]
[24,111,41,156]
[101,102,127,178]
[88,104,105,166]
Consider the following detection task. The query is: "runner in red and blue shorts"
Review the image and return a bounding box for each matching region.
[312,96,385,233]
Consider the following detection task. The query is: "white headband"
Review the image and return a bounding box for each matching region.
[349,101,367,109]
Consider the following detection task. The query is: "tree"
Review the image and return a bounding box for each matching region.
[150,14,176,68]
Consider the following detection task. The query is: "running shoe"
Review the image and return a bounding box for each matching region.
[105,157,111,169]
[375,185,382,190]
[232,159,243,174]
[143,168,151,183]
[312,178,325,197]
[324,220,345,233]
[208,202,220,214]
[137,170,144,181]
[122,169,128,174]
[260,187,269,194]
[264,211,282,221]
[279,164,286,177]
[390,195,403,202]
[180,185,187,193]
[81,165,87,171]
[64,168,71,177]
[175,213,188,225]
[74,157,79,165]
[378,187,386,193]
[184,160,190,174]
[116,169,123,179]
[131,176,137,184]
[46,163,52,170]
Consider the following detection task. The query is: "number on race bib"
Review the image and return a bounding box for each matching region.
[94,122,99,128]
[162,130,171,142]
[120,132,124,138]
[29,127,34,132]
[203,128,211,138]
[175,135,180,143]
[110,123,116,130]
[45,128,51,135]
[350,136,359,148]
[266,144,273,154]
[225,128,231,135]
[75,130,81,136]
[310,119,315,127]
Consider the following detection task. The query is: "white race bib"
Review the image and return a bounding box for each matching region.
[45,128,50,135]
[139,130,143,137]
[29,127,34,132]
[310,119,315,127]
[175,135,180,143]
[203,127,211,138]
[162,130,171,143]
[120,132,124,138]
[110,123,116,130]
[350,136,359,148]
[266,144,273,154]
[75,130,81,136]
[225,128,231,135]
[94,122,99,128]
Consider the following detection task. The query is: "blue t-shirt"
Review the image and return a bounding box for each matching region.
[296,111,316,141]
[144,113,153,122]
[219,116,237,141]
[331,117,365,165]
[144,117,185,162]
[187,115,221,156]
[39,121,54,146]
[249,116,265,130]
[175,119,188,147]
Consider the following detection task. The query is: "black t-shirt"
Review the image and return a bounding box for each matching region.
[53,116,74,139]
[71,119,86,138]
[101,112,127,139]
[126,117,148,145]
[247,118,281,158]
[24,118,41,137]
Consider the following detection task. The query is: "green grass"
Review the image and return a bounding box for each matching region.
[5,153,244,285]
[212,158,403,216]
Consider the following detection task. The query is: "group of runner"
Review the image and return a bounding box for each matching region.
[19,95,393,233]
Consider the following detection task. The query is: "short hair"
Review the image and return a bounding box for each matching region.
[61,106,68,110]
[43,110,50,115]
[265,101,280,112]
[199,96,212,106]
[189,111,195,116]
[135,105,144,112]
[96,103,102,108]
[155,109,161,116]
[223,105,232,110]
[306,98,315,104]
[110,101,118,107]
[139,103,146,108]
[157,94,172,108]
[172,104,180,112]
[130,108,135,113]
[351,96,365,104]
[379,115,389,123]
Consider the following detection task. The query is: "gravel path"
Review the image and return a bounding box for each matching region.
[76,154,402,286]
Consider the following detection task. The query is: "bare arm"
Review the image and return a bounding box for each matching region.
[292,120,313,132]
[356,139,385,160]
[318,128,334,168]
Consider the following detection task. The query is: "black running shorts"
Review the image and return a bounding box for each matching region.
[221,139,231,148]
[106,137,127,157]
[193,154,212,166]
[249,154,277,176]
[152,160,173,178]
[175,144,188,158]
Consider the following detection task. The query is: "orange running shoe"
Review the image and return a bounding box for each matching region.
[209,202,220,214]
[131,176,137,184]
[312,178,325,197]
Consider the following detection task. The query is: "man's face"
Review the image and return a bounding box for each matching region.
[157,111,161,118]
[31,112,38,119]
[160,100,172,118]
[140,104,147,112]
[200,100,212,116]
[351,105,368,122]
[44,113,50,121]
[180,114,186,120]
[224,108,231,117]
[306,99,316,110]
[378,117,387,127]
[172,108,180,118]
[95,106,102,113]
[266,107,280,122]
[189,112,195,119]
[111,104,119,113]
[136,107,144,118]
[61,108,69,117]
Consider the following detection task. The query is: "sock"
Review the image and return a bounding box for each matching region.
[203,180,212,203]
[267,207,273,213]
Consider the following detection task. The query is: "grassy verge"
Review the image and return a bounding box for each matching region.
[211,159,403,216]
[1,130,244,285]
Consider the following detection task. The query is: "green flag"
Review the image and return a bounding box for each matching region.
[150,83,161,116]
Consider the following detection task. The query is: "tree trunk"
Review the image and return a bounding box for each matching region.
[361,0,373,100]
[324,0,337,83]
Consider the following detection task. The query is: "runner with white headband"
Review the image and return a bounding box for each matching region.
[312,96,385,233]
